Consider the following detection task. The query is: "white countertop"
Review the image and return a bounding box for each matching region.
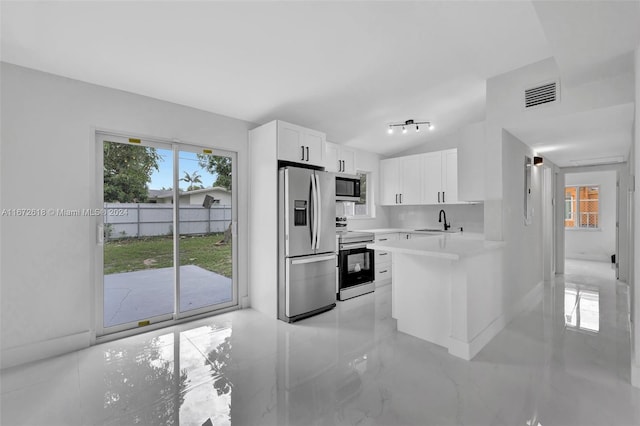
[367,232,505,260]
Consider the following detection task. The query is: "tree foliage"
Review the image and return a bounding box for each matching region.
[104,143,161,202]
[180,170,204,191]
[197,155,232,190]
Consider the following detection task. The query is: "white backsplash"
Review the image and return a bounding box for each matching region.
[387,203,484,233]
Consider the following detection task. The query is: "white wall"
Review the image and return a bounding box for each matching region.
[564,171,617,262]
[632,46,640,388]
[484,56,635,242]
[501,130,544,305]
[0,63,253,369]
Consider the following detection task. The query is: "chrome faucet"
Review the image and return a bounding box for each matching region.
[438,209,450,231]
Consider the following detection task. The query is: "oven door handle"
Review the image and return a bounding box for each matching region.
[340,242,371,250]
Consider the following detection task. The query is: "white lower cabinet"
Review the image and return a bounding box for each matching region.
[373,232,397,285]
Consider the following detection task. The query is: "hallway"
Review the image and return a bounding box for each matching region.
[1,260,638,425]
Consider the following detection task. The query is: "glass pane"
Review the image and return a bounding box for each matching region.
[578,186,599,228]
[178,150,233,314]
[564,187,576,227]
[103,141,174,328]
[355,172,368,216]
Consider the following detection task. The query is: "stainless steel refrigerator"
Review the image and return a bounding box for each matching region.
[278,166,336,322]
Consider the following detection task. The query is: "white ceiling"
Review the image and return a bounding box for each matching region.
[507,102,635,167]
[1,1,639,161]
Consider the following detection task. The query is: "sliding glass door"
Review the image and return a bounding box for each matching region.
[176,146,235,317]
[96,132,237,336]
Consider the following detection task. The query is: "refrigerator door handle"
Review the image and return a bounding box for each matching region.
[310,173,318,249]
[291,254,336,265]
[315,173,322,249]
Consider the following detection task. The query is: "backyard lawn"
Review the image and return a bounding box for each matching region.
[104,233,232,277]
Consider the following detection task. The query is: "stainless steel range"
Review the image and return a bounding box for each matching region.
[337,230,375,300]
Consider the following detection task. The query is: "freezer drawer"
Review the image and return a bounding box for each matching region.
[285,253,336,319]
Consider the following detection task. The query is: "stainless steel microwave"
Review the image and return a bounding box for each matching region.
[335,174,361,201]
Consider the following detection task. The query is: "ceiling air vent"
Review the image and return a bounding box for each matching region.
[524,81,558,109]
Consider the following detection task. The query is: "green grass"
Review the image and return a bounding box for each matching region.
[104,233,232,277]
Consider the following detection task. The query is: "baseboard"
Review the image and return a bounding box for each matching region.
[448,281,544,360]
[1,331,90,370]
[632,363,640,388]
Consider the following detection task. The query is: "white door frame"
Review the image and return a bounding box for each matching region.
[94,131,238,339]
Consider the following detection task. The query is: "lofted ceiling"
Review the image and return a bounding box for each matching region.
[1,1,639,161]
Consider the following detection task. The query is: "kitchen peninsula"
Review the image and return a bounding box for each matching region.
[368,233,506,360]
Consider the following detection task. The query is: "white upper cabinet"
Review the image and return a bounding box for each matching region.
[442,149,459,204]
[380,158,401,205]
[422,152,442,204]
[325,142,356,174]
[380,154,423,205]
[277,121,325,167]
[422,149,459,205]
[401,155,423,204]
[382,149,462,206]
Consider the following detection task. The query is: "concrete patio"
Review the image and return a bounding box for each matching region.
[104,265,232,327]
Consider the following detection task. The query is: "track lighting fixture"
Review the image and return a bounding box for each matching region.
[387,119,433,134]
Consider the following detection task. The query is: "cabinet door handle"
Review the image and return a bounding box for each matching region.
[379,238,388,242]
[305,146,309,161]
[395,194,398,204]
[341,160,345,172]
[380,252,388,256]
[380,270,388,273]
[438,192,440,203]
[301,146,305,161]
[443,191,445,203]
[400,193,403,204]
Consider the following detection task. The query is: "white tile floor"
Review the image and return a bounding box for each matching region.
[2,259,640,425]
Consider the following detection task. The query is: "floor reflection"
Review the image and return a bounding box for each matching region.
[99,325,234,425]
[564,284,600,333]
[2,260,639,426]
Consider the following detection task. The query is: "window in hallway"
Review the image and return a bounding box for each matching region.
[565,185,599,229]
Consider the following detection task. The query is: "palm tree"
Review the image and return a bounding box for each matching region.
[180,170,203,191]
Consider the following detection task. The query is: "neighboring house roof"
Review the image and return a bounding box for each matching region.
[148,189,173,199]
[149,187,230,200]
